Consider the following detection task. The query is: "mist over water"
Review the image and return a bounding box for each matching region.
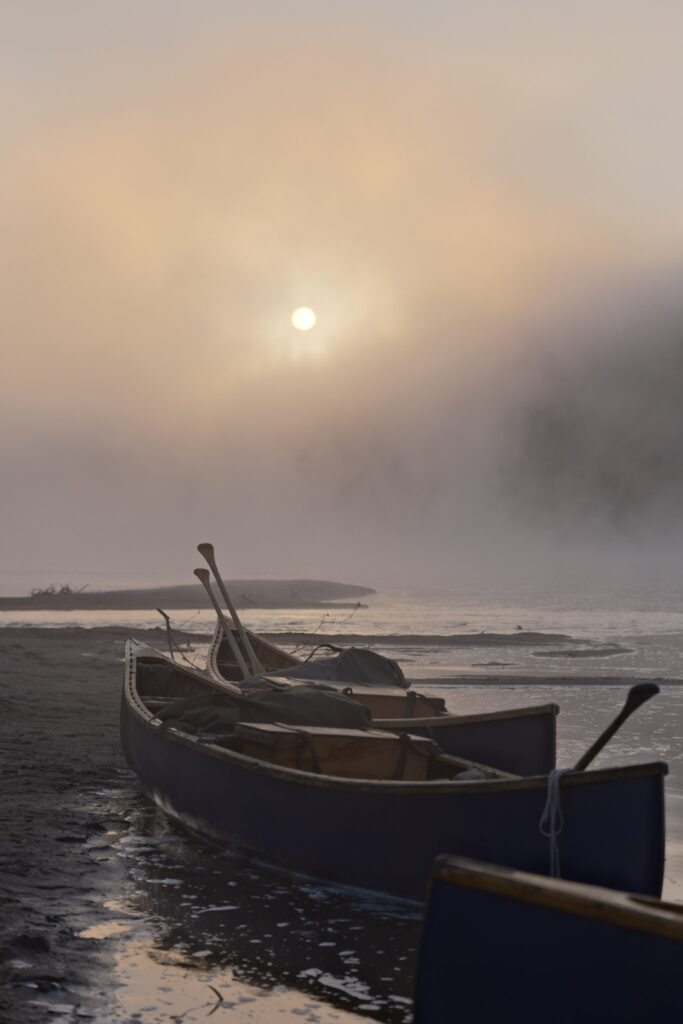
[3,6,683,591]
[4,263,683,591]
[506,273,683,541]
[4,277,683,591]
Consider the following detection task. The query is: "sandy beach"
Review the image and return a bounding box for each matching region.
[2,625,413,1024]
[0,627,185,1022]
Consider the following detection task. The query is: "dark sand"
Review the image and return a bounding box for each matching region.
[0,626,204,1022]
[2,626,404,1023]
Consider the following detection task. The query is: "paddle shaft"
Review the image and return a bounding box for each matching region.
[197,543,264,675]
[194,568,251,679]
[574,683,659,771]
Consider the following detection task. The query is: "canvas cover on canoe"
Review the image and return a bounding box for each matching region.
[146,676,372,738]
[272,647,408,688]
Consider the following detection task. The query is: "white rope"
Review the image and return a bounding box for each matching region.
[539,769,572,878]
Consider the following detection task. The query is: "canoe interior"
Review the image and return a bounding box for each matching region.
[134,657,509,783]
[139,654,556,775]
[206,625,555,773]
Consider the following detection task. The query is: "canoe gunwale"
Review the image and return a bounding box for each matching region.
[376,703,560,729]
[428,855,683,941]
[207,621,301,682]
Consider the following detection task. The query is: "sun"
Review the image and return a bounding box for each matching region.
[291,306,317,331]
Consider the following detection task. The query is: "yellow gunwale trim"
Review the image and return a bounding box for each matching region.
[376,703,559,728]
[430,856,683,940]
[206,621,302,683]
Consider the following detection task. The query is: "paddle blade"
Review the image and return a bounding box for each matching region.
[574,682,660,771]
[625,682,660,708]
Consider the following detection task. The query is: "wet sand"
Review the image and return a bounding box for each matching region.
[0,626,165,1021]
[1,625,674,1022]
[0,626,405,1023]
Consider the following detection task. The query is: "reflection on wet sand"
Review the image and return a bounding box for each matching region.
[111,939,377,1023]
[115,800,420,1023]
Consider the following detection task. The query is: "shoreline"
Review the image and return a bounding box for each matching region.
[2,624,680,684]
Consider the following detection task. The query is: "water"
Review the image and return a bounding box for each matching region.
[421,683,683,905]
[4,583,683,679]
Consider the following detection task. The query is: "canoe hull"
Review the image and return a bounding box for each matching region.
[121,684,665,902]
[414,856,683,1023]
[380,706,557,775]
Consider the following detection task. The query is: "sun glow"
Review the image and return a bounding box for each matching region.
[291,306,317,331]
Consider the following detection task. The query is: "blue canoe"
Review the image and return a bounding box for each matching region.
[414,856,683,1023]
[206,621,559,775]
[121,641,666,902]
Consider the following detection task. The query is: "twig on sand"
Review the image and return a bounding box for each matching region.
[156,608,200,668]
[157,608,175,660]
[207,985,224,1015]
[172,984,224,1021]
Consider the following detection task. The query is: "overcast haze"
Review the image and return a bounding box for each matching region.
[2,2,683,591]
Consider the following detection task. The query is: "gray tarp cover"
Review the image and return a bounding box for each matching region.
[272,647,408,689]
[154,682,372,737]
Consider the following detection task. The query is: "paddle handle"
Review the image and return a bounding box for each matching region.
[574,683,659,771]
[194,568,251,679]
[197,543,264,675]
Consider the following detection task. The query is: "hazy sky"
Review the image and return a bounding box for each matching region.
[2,2,683,589]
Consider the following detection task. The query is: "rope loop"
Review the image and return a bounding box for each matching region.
[539,768,572,878]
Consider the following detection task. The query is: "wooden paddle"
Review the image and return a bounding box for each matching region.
[197,542,264,675]
[574,682,660,771]
[193,568,251,679]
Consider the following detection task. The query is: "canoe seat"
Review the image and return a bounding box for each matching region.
[235,722,440,780]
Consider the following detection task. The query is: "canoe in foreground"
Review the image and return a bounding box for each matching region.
[207,622,558,775]
[121,641,666,902]
[414,856,683,1023]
